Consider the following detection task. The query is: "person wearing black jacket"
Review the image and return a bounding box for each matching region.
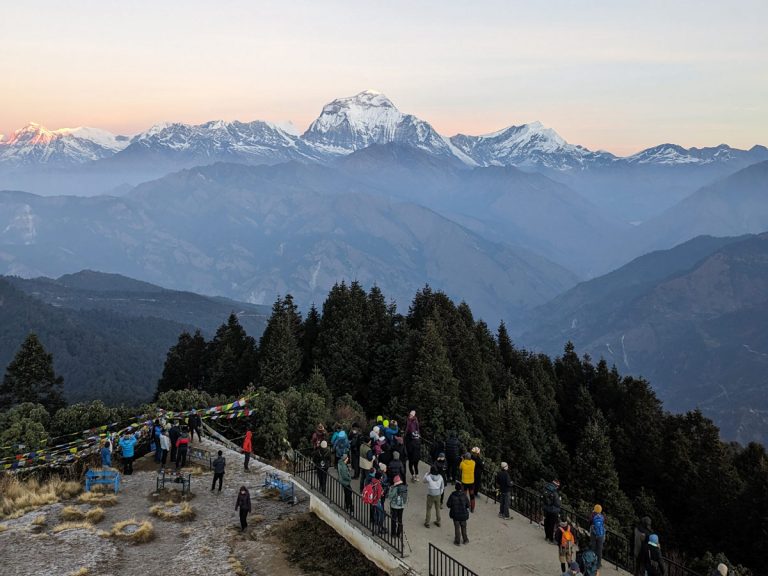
[387,451,405,486]
[168,422,180,463]
[634,517,653,576]
[235,485,251,531]
[447,481,470,546]
[187,410,202,442]
[495,462,512,519]
[349,423,362,479]
[313,440,332,494]
[211,450,226,492]
[445,431,461,483]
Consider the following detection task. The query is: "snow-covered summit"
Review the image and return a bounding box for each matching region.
[0,122,129,167]
[302,90,459,160]
[625,143,759,166]
[450,122,616,170]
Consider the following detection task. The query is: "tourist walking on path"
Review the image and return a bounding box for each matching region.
[423,465,444,527]
[555,516,576,573]
[633,516,653,576]
[590,504,606,568]
[159,428,170,468]
[235,485,251,531]
[118,432,137,475]
[338,453,354,514]
[445,431,461,483]
[447,481,470,546]
[543,479,562,542]
[211,450,226,492]
[495,462,512,518]
[470,447,484,513]
[459,453,476,512]
[175,428,190,469]
[389,475,408,537]
[168,421,180,463]
[645,534,666,576]
[242,427,253,471]
[313,440,332,494]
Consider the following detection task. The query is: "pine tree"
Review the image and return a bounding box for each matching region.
[249,388,288,459]
[1,333,65,414]
[155,330,208,396]
[299,304,320,380]
[258,297,302,393]
[207,313,257,396]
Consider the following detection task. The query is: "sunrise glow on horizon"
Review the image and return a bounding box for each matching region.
[3,0,767,156]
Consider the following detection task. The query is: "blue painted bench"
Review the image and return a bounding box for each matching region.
[263,471,295,503]
[85,469,121,494]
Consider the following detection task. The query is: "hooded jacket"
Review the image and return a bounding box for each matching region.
[333,430,349,457]
[423,471,445,496]
[235,488,251,512]
[447,487,470,521]
[387,451,404,482]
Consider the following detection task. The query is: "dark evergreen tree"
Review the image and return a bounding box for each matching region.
[258,296,302,393]
[0,333,65,414]
[299,304,320,380]
[207,313,257,396]
[155,330,208,396]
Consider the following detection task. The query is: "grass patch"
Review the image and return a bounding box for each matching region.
[0,475,82,519]
[149,501,195,522]
[85,507,105,524]
[0,524,7,533]
[61,506,87,521]
[110,518,155,543]
[277,513,387,576]
[32,514,47,526]
[228,556,247,576]
[52,521,94,533]
[78,492,117,507]
[69,569,89,576]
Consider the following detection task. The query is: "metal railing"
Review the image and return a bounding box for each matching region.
[428,543,479,576]
[293,450,404,556]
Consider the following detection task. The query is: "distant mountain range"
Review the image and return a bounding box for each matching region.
[2,90,766,209]
[0,271,268,404]
[521,233,768,443]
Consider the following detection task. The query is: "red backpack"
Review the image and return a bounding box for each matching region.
[362,478,383,505]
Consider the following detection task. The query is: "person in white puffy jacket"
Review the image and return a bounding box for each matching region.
[423,464,445,527]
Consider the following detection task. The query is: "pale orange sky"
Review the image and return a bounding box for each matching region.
[2,1,767,156]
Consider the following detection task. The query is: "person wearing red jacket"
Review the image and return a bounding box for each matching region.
[242,427,253,471]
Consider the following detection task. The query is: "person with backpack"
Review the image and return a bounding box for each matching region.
[645,534,666,576]
[590,504,606,568]
[459,452,476,512]
[405,410,422,482]
[447,481,471,546]
[313,440,332,494]
[423,465,445,528]
[543,479,562,543]
[337,453,354,515]
[211,450,226,492]
[577,546,600,576]
[333,428,350,464]
[363,466,385,532]
[387,450,405,487]
[470,447,484,513]
[349,422,362,479]
[562,561,582,576]
[445,431,461,483]
[495,462,512,519]
[359,438,374,491]
[235,485,251,531]
[389,475,408,537]
[555,516,576,573]
[633,516,653,576]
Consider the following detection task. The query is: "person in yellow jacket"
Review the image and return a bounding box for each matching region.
[459,453,476,512]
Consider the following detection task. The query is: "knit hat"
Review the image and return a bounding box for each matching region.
[383,419,389,428]
[648,534,659,547]
[393,475,403,486]
[377,415,383,423]
[717,564,728,576]
[570,561,581,572]
[594,504,603,514]
[320,440,327,448]
[455,481,463,490]
[501,462,509,470]
[438,452,446,459]
[379,463,387,471]
[373,425,380,433]
[471,446,480,454]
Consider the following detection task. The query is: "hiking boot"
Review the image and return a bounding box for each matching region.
[435,522,441,527]
[424,522,430,528]
[463,538,469,544]
[454,541,460,546]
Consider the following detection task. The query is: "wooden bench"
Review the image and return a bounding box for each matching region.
[263,471,295,503]
[157,469,191,495]
[85,469,121,494]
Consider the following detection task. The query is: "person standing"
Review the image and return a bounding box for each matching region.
[590,504,606,568]
[359,438,374,492]
[459,453,476,512]
[175,427,190,469]
[389,475,408,537]
[423,465,445,528]
[168,421,180,463]
[153,420,163,463]
[100,440,112,468]
[311,423,326,449]
[338,453,354,515]
[235,485,251,531]
[159,428,171,468]
[633,516,653,576]
[645,534,666,576]
[495,462,512,519]
[313,440,331,494]
[242,427,253,471]
[187,410,202,442]
[562,561,582,576]
[543,479,562,543]
[447,481,470,546]
[211,450,226,492]
[118,432,137,475]
[349,422,362,479]
[405,410,422,482]
[470,447,484,513]
[445,431,461,483]
[434,452,448,505]
[555,516,576,573]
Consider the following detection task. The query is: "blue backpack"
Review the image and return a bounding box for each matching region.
[592,513,606,537]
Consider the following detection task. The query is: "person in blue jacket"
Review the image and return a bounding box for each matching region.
[100,440,112,468]
[384,419,399,444]
[119,432,138,475]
